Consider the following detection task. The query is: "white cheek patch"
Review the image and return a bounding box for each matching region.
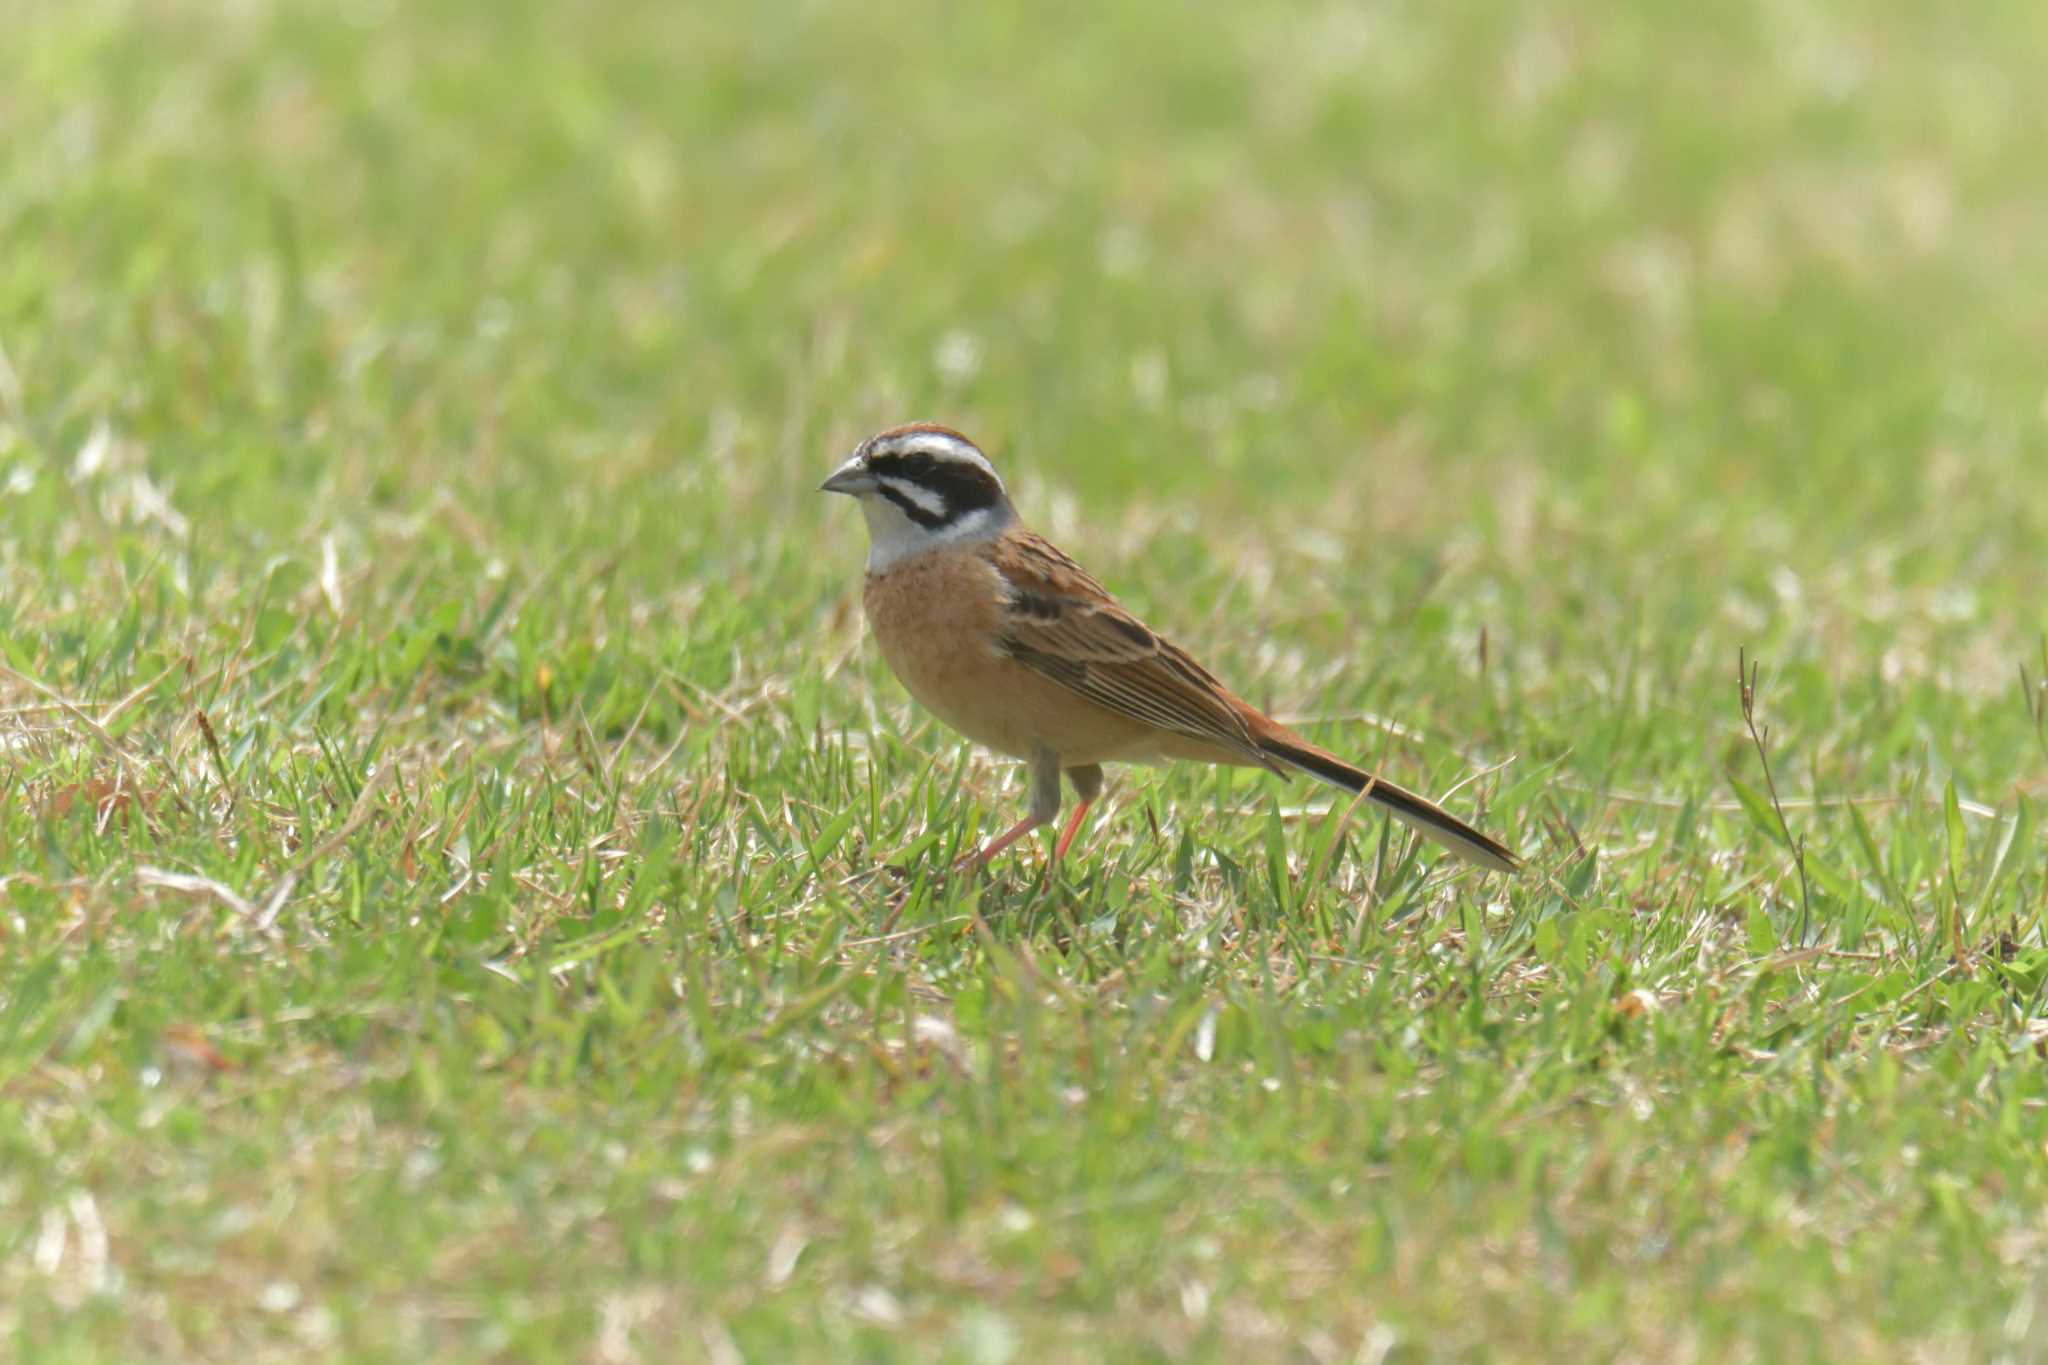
[877,475,946,519]
[938,505,999,545]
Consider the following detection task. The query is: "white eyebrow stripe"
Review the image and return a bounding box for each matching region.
[877,475,947,517]
[867,431,1004,486]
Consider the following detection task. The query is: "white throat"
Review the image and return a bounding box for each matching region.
[860,497,1012,573]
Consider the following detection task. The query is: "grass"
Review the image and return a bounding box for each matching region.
[4,0,2048,1358]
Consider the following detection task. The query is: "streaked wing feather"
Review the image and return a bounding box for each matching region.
[987,532,1274,766]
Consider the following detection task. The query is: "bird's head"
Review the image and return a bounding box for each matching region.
[821,423,1015,570]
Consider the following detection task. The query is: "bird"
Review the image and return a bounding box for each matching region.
[820,423,1517,875]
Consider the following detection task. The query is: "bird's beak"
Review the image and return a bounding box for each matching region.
[819,460,876,496]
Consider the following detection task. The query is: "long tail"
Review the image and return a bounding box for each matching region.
[1259,736,1518,874]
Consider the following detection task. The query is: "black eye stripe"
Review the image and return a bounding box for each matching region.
[866,450,1005,521]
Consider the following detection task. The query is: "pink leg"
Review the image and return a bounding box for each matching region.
[956,811,1048,869]
[1053,798,1095,862]
[954,753,1080,873]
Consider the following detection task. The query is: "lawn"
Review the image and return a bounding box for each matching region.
[5,0,2048,1359]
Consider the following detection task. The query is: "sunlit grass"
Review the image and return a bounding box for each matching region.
[4,0,2048,1359]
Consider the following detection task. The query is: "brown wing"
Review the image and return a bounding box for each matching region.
[985,531,1281,771]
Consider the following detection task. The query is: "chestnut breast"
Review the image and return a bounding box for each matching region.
[862,546,1157,765]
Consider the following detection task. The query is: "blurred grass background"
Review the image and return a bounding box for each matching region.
[4,0,2048,1359]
